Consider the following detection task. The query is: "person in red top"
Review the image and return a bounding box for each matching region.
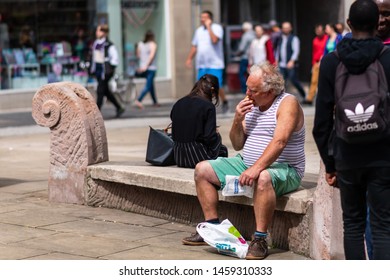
[303,24,328,105]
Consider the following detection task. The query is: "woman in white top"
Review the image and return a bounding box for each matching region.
[248,25,275,67]
[134,30,158,109]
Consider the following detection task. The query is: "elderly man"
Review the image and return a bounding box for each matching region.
[182,62,305,260]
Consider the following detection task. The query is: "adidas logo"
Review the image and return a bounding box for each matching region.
[345,103,378,132]
[344,103,374,123]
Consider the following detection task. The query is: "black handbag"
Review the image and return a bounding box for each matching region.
[145,124,175,166]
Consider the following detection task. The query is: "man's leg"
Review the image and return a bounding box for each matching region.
[338,169,367,260]
[287,67,306,99]
[253,170,276,232]
[195,161,221,220]
[367,167,390,259]
[246,170,275,260]
[182,161,221,245]
[306,62,319,103]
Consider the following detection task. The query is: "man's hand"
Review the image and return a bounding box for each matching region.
[185,58,192,68]
[287,60,295,69]
[325,172,337,187]
[235,97,253,122]
[239,165,260,187]
[204,18,212,29]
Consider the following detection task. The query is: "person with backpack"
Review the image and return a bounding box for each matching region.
[313,0,390,259]
[90,24,124,118]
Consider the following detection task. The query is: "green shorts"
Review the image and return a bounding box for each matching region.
[208,154,301,197]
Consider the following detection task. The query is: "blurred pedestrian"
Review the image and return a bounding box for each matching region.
[275,21,306,101]
[303,24,328,105]
[248,25,275,67]
[236,21,255,93]
[335,22,349,36]
[268,20,282,53]
[324,23,343,55]
[134,30,158,109]
[185,10,229,113]
[90,24,124,117]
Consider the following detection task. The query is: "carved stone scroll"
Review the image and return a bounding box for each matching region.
[32,82,108,204]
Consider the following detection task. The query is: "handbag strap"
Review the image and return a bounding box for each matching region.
[164,123,172,133]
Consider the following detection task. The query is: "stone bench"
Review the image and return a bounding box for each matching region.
[32,82,343,260]
[85,162,316,257]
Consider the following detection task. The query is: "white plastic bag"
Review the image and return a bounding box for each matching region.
[222,175,254,198]
[108,77,117,93]
[196,219,248,259]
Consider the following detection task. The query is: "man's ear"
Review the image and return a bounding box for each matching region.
[346,19,352,31]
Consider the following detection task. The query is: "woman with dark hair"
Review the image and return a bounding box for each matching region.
[170,74,228,168]
[324,23,343,55]
[134,30,158,109]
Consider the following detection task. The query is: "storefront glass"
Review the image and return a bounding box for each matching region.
[0,0,96,91]
[0,0,169,92]
[121,0,168,78]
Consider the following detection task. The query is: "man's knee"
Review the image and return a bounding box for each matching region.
[255,170,273,193]
[194,161,212,182]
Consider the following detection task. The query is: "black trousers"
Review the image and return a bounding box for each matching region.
[96,74,121,111]
[338,167,390,259]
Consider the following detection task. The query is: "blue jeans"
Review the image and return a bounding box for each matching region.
[137,70,157,104]
[338,167,390,259]
[279,66,306,99]
[239,59,249,93]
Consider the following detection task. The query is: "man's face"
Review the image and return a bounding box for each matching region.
[200,13,210,26]
[255,26,264,38]
[376,0,390,40]
[246,72,271,107]
[281,23,292,35]
[96,27,104,39]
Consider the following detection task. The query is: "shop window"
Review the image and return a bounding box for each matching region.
[121,0,168,78]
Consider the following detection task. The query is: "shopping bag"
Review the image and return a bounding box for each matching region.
[222,175,254,198]
[196,219,248,259]
[145,124,175,166]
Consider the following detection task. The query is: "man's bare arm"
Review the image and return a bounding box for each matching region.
[185,46,197,68]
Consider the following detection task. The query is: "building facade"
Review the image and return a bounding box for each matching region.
[0,0,353,103]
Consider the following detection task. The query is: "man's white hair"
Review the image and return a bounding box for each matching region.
[242,22,253,31]
[249,62,285,96]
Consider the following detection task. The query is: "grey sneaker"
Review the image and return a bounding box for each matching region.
[245,237,269,260]
[182,232,207,246]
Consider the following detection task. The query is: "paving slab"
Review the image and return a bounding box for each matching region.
[0,223,56,244]
[0,209,79,228]
[0,244,50,260]
[16,233,146,259]
[42,219,178,242]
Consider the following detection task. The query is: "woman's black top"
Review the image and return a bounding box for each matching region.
[170,95,227,168]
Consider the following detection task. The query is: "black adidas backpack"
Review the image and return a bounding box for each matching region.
[334,47,390,143]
